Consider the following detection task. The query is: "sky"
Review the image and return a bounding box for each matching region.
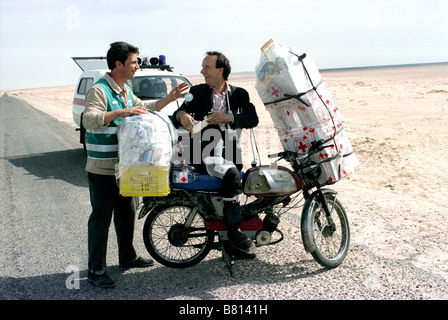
[0,0,447,90]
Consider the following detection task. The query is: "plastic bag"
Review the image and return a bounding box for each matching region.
[115,112,177,196]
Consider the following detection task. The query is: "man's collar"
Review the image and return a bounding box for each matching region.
[105,72,126,94]
[211,81,231,95]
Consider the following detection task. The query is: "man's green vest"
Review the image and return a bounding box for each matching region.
[85,78,134,160]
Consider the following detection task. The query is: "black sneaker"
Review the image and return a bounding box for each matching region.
[119,256,154,269]
[224,241,257,260]
[87,272,116,288]
[228,230,255,252]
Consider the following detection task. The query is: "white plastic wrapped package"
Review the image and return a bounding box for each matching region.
[116,112,177,196]
[255,39,359,185]
[255,39,322,105]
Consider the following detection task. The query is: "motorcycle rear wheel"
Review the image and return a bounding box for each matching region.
[301,191,350,269]
[143,204,215,268]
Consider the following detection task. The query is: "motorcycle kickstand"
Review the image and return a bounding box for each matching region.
[218,241,235,276]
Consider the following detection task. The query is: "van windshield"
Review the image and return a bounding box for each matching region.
[127,76,191,100]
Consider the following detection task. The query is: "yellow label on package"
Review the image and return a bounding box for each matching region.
[119,166,170,197]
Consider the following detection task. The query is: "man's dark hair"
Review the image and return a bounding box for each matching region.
[206,51,231,81]
[107,41,139,70]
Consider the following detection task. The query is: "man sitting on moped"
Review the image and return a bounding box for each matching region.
[172,51,259,253]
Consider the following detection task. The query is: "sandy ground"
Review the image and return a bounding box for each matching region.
[2,64,448,285]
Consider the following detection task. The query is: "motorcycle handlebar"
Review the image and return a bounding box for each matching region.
[268,150,298,159]
[268,140,334,161]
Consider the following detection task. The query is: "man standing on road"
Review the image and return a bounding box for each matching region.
[83,41,188,288]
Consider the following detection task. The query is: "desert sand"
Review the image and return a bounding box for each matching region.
[2,64,448,283]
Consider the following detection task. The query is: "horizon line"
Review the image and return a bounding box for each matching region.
[227,61,448,76]
[2,61,447,91]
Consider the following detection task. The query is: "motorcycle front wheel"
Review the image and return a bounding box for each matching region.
[143,204,215,268]
[301,190,350,269]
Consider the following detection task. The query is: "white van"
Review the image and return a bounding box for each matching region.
[72,56,192,152]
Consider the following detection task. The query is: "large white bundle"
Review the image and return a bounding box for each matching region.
[255,39,322,105]
[116,112,176,168]
[255,39,359,185]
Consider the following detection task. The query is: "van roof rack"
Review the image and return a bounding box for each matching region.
[72,56,173,72]
[140,64,173,72]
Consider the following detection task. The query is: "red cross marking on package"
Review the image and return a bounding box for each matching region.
[298,141,307,152]
[272,88,280,97]
[181,176,187,183]
[319,152,329,159]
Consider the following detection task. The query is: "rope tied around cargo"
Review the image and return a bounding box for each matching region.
[289,51,340,150]
[288,50,347,180]
[263,51,323,107]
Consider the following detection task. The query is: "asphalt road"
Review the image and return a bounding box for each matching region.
[0,93,446,307]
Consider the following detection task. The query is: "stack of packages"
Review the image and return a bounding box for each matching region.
[255,39,358,185]
[116,112,176,196]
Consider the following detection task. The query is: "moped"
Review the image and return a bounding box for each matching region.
[137,137,350,275]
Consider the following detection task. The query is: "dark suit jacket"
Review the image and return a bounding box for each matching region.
[172,83,259,170]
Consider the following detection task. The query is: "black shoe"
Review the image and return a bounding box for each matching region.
[228,230,255,252]
[119,256,154,269]
[87,272,116,288]
[224,242,257,260]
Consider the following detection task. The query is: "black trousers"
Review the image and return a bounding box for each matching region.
[221,167,243,227]
[87,173,138,275]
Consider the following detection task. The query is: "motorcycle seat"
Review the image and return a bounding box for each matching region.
[172,167,244,191]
